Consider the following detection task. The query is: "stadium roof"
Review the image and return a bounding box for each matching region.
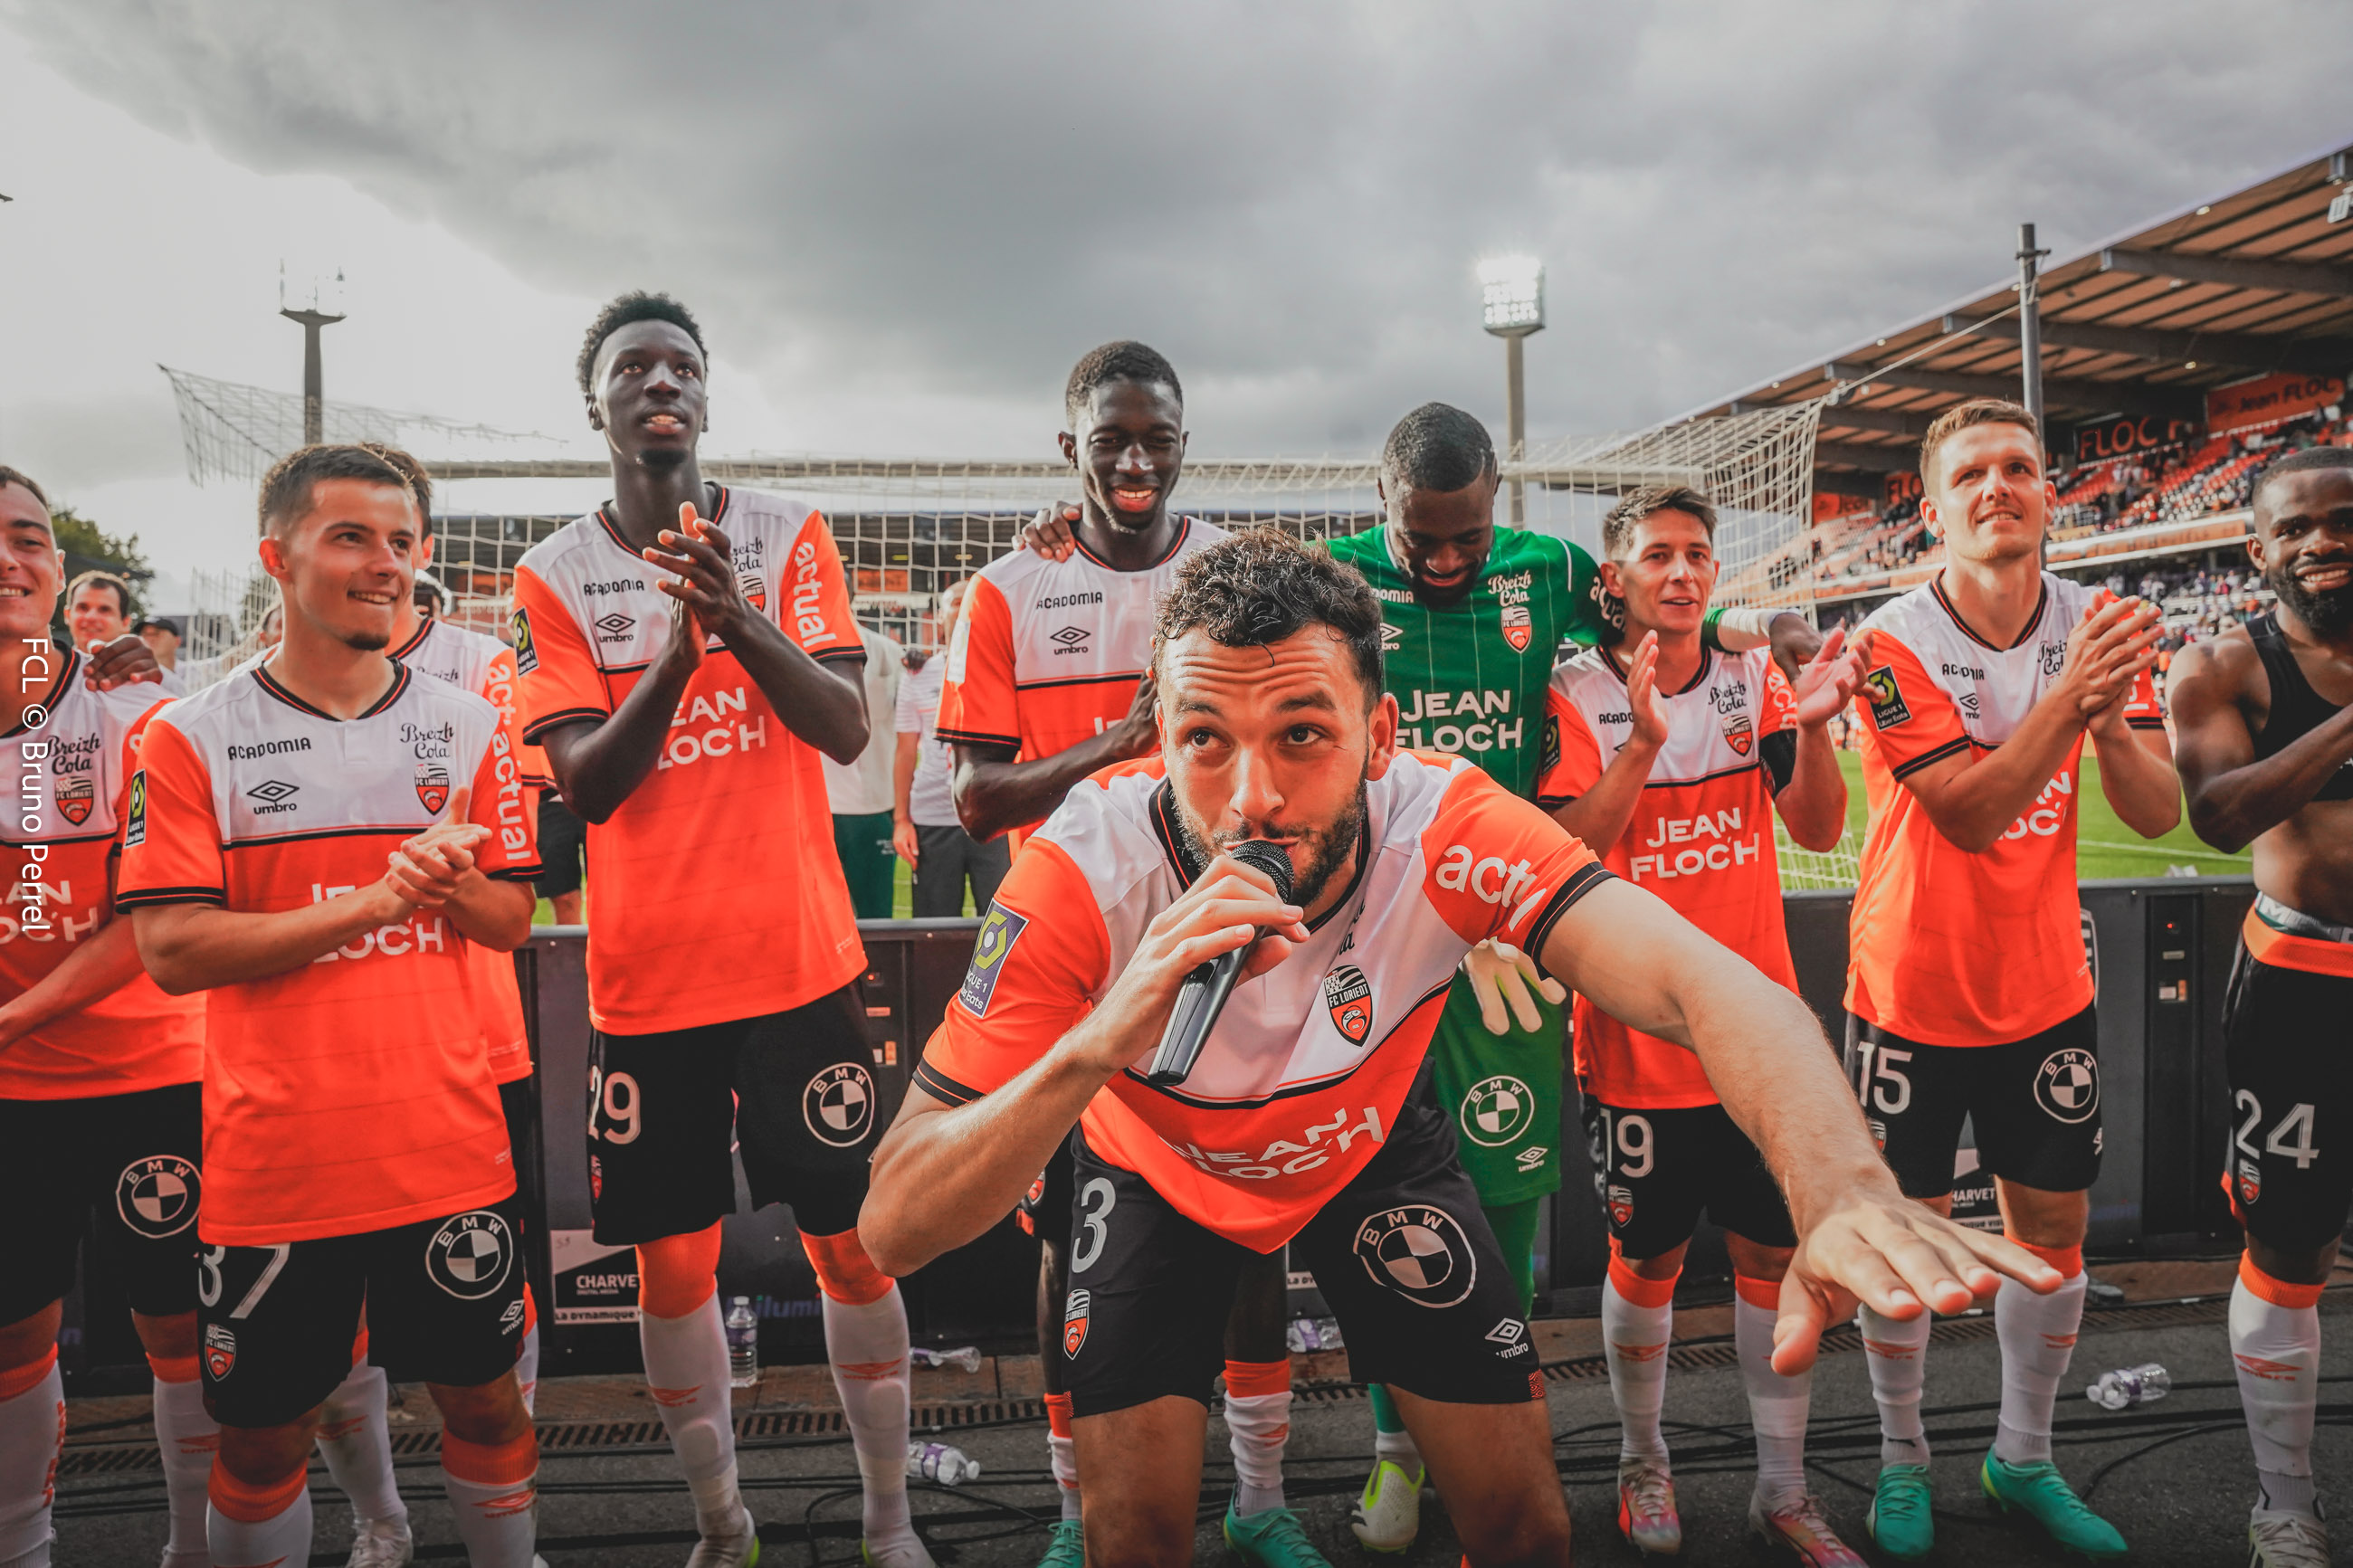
[1674,138,2353,498]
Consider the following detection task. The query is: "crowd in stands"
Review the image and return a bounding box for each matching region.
[2050,410,2352,535]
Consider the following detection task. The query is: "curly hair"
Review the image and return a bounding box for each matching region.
[1380,402,1495,494]
[1064,340,1182,427]
[1154,527,1383,702]
[576,290,707,396]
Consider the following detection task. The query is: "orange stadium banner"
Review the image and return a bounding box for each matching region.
[2205,371,2345,437]
[2075,414,2198,464]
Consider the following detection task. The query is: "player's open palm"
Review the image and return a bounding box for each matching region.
[1790,625,1868,727]
[1624,632,1671,752]
[2060,595,2158,718]
[1769,1194,2061,1376]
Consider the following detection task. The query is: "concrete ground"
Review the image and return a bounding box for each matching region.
[51,1263,2351,1566]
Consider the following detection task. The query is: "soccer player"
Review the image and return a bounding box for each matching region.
[862,527,2055,1568]
[1319,403,1817,1549]
[1538,483,1869,1562]
[118,443,542,1568]
[511,291,923,1568]
[2165,444,2353,1568]
[939,344,1310,1568]
[1843,399,2177,1561]
[0,466,209,1568]
[893,579,1009,917]
[280,443,545,1566]
[825,603,909,918]
[66,568,135,650]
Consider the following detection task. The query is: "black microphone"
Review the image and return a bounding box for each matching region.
[1145,840,1295,1087]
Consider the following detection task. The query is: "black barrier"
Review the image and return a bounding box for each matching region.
[53,879,2267,1386]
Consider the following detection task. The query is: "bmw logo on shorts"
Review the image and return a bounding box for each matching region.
[2034,1047,2100,1124]
[1354,1203,1478,1308]
[424,1211,516,1300]
[804,1063,876,1147]
[1460,1075,1534,1148]
[115,1155,200,1240]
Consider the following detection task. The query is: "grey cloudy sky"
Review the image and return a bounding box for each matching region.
[2,1,2348,584]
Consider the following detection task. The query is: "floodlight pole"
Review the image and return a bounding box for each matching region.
[281,306,346,445]
[1503,334,1529,525]
[2016,223,2049,436]
[1480,256,1545,527]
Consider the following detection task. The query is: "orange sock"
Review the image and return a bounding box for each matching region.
[206,1458,307,1523]
[802,1228,893,1307]
[0,1345,58,1402]
[637,1222,723,1319]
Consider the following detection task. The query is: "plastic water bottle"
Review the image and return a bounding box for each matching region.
[1286,1316,1345,1353]
[905,1440,980,1484]
[2085,1363,2169,1410]
[725,1297,759,1389]
[908,1345,982,1373]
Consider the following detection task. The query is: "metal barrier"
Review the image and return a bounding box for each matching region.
[55,879,2262,1385]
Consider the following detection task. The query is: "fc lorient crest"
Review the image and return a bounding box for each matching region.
[1323,965,1373,1043]
[1500,603,1532,652]
[414,763,452,813]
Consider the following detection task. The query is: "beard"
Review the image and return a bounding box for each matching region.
[340,627,391,652]
[1409,570,1478,609]
[2269,557,2353,636]
[1173,777,1368,914]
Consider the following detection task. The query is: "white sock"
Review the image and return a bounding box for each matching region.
[515,1321,540,1418]
[1603,1269,1674,1464]
[152,1370,220,1561]
[1043,1394,1080,1522]
[0,1355,62,1566]
[1373,1423,1423,1479]
[315,1359,406,1524]
[822,1285,915,1545]
[1993,1266,2086,1465]
[207,1472,313,1568]
[2231,1264,2321,1517]
[1735,1284,1810,1508]
[640,1294,744,1536]
[1223,1379,1291,1516]
[441,1457,538,1567]
[1859,1305,1931,1467]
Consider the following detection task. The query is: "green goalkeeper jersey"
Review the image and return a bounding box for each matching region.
[1325,524,1612,1208]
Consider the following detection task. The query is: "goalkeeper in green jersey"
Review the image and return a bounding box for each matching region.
[1327,403,1821,1553]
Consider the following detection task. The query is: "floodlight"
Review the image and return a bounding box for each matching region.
[1478,255,1545,337]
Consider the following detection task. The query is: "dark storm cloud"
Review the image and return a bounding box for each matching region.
[11,1,2350,451]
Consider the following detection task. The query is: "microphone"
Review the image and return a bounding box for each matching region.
[1145,840,1295,1087]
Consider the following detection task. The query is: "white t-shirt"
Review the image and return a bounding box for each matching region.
[893,655,958,828]
[822,622,904,816]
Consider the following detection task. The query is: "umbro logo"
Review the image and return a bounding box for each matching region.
[246,780,300,815]
[1048,625,1091,655]
[594,612,636,639]
[1484,1318,1525,1345]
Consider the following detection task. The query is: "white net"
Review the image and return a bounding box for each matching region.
[160,366,550,488]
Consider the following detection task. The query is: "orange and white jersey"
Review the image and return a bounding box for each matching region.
[392,616,531,1084]
[1847,574,2164,1046]
[510,489,867,1033]
[914,751,1607,1250]
[934,519,1227,832]
[0,652,202,1099]
[115,661,537,1245]
[1538,646,1800,1108]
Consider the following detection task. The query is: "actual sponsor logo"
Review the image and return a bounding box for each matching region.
[803,1063,875,1147]
[1322,964,1373,1043]
[414,763,452,814]
[1500,603,1531,651]
[2034,1047,2100,1124]
[246,779,299,815]
[1353,1203,1477,1308]
[203,1323,236,1381]
[1722,711,1753,756]
[2237,1158,2262,1207]
[424,1210,517,1300]
[957,904,1029,1018]
[116,1155,200,1239]
[1062,1288,1091,1357]
[1606,1183,1634,1227]
[1461,1075,1535,1147]
[510,608,538,674]
[55,775,94,826]
[1862,665,1910,728]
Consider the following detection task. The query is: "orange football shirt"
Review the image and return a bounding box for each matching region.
[510,489,867,1033]
[115,661,537,1244]
[1846,575,2163,1046]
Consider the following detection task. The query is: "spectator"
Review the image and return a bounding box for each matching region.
[822,599,908,919]
[891,579,1008,917]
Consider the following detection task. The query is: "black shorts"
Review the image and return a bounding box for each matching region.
[2223,945,2353,1251]
[1059,1088,1542,1418]
[1843,1006,2103,1200]
[533,791,586,900]
[1018,1132,1076,1244]
[0,1082,203,1325]
[198,1194,527,1428]
[586,986,876,1245]
[1578,1097,1795,1259]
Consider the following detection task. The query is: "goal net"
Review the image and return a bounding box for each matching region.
[167,389,1856,886]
